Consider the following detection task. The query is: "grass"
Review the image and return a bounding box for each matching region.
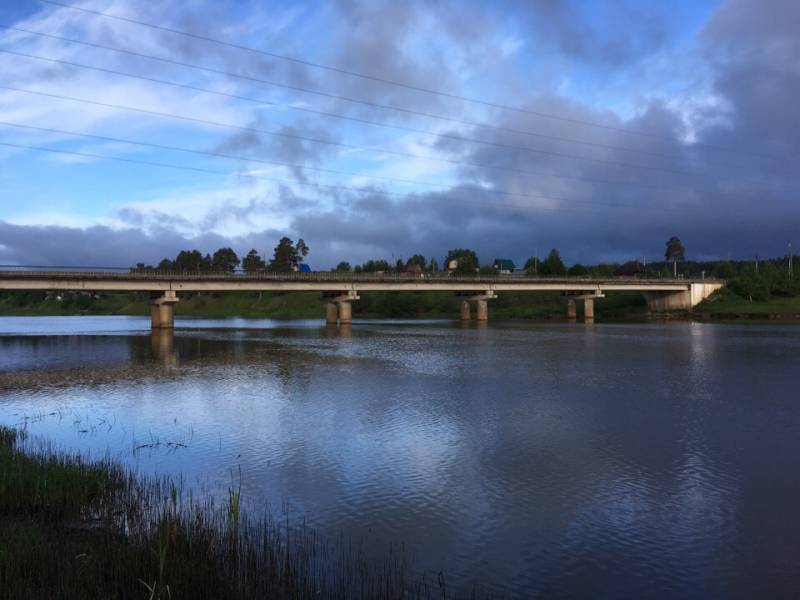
[695,288,800,319]
[13,288,798,322]
[0,289,651,321]
[0,426,479,599]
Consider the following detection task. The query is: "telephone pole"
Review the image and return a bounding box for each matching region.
[790,242,794,277]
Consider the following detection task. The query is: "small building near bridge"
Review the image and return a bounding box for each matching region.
[492,259,516,274]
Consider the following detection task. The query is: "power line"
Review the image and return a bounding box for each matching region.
[0,120,689,212]
[1,85,787,194]
[37,0,790,160]
[0,25,782,173]
[4,48,789,181]
[0,140,695,217]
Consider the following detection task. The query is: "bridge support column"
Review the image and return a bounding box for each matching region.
[325,302,339,325]
[322,292,359,326]
[150,291,179,329]
[566,298,577,321]
[460,300,471,321]
[564,292,603,322]
[457,291,497,321]
[338,300,353,324]
[643,283,723,313]
[583,298,594,322]
[476,299,489,321]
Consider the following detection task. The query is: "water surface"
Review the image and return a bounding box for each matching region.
[1,316,799,598]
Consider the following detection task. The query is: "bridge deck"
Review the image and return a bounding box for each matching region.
[0,271,715,293]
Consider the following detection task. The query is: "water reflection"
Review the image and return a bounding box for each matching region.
[1,318,800,597]
[150,329,177,368]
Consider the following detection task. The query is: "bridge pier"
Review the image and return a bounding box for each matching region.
[338,300,353,324]
[460,300,471,321]
[325,302,339,325]
[150,291,179,329]
[643,283,723,313]
[564,292,602,323]
[584,298,595,322]
[565,298,577,321]
[476,299,489,321]
[458,292,497,321]
[323,292,359,326]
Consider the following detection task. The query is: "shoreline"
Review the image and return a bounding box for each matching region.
[3,290,800,323]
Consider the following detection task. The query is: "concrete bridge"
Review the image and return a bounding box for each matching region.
[0,271,723,328]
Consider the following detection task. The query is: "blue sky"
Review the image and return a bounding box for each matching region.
[0,0,798,268]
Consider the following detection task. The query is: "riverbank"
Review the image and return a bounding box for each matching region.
[0,290,649,320]
[2,289,799,321]
[0,425,455,599]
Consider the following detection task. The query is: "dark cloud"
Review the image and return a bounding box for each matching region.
[213,117,341,183]
[698,0,800,163]
[513,0,671,66]
[0,220,285,268]
[4,0,799,269]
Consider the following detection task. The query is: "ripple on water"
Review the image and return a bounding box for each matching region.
[2,319,800,597]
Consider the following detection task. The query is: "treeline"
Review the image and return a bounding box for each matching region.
[132,238,308,274]
[128,233,799,303]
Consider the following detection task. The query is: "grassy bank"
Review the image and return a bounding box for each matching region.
[0,290,649,321]
[0,426,460,599]
[695,288,800,320]
[6,289,797,322]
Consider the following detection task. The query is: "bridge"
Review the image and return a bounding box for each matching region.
[0,270,724,328]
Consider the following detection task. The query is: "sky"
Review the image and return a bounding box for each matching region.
[0,0,798,269]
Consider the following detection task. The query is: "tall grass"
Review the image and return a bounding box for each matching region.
[0,426,483,599]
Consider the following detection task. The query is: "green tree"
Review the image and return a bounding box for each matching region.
[524,256,539,275]
[173,250,207,272]
[713,261,735,279]
[157,258,173,271]
[665,236,685,277]
[445,249,479,274]
[361,259,390,272]
[295,238,309,260]
[428,257,439,273]
[242,249,266,273]
[539,249,567,276]
[268,237,309,272]
[729,264,770,301]
[333,261,352,272]
[394,259,405,272]
[568,263,590,276]
[407,254,426,269]
[212,247,240,273]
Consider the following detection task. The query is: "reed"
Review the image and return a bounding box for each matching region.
[0,426,488,599]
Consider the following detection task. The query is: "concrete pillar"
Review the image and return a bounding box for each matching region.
[325,302,339,325]
[584,298,595,322]
[149,291,179,329]
[460,300,471,321]
[151,303,175,329]
[476,299,489,321]
[338,301,353,324]
[566,298,577,321]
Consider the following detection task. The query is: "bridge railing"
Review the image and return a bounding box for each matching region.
[0,267,720,285]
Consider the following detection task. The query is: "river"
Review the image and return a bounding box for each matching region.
[1,316,799,598]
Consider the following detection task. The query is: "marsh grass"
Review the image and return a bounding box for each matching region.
[0,426,480,599]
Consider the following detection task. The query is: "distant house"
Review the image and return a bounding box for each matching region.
[297,263,311,273]
[492,259,516,274]
[404,263,423,276]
